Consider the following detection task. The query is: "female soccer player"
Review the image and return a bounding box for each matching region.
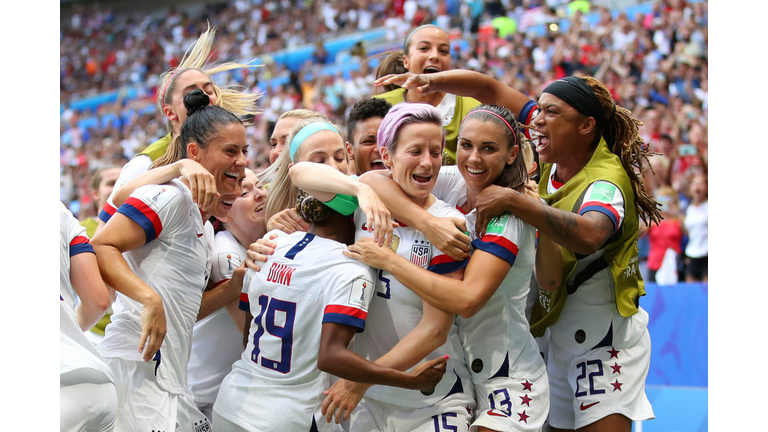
[91,90,248,431]
[211,193,448,432]
[377,69,659,432]
[289,103,475,431]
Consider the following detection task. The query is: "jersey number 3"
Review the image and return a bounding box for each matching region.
[251,295,296,374]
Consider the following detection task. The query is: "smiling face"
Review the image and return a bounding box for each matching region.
[403,26,451,75]
[532,92,591,165]
[165,69,218,135]
[269,116,299,164]
[294,129,348,173]
[457,119,518,193]
[381,122,443,206]
[225,169,267,237]
[347,116,386,175]
[188,122,248,217]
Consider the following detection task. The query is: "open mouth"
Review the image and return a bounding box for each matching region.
[254,204,264,213]
[422,66,440,74]
[412,173,432,184]
[370,159,387,170]
[224,171,240,181]
[466,167,487,176]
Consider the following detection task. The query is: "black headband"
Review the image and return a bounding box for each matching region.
[542,76,607,129]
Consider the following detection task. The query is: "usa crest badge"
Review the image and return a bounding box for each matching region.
[410,240,430,268]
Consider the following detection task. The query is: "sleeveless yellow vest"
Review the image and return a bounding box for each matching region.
[530,138,644,337]
[137,133,173,161]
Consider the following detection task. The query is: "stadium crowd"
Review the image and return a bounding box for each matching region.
[61,0,707,226]
[59,0,708,430]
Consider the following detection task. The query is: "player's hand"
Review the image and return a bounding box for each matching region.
[267,208,310,234]
[224,262,248,299]
[177,159,217,212]
[522,178,540,201]
[356,184,396,247]
[422,216,470,261]
[344,237,396,270]
[321,379,371,424]
[138,293,166,363]
[374,72,434,95]
[245,234,278,272]
[408,355,449,390]
[474,185,516,238]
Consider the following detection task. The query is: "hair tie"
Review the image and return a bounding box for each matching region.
[289,122,340,161]
[461,109,517,146]
[159,69,181,107]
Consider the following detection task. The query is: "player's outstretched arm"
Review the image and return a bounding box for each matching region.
[375,69,533,114]
[345,237,509,318]
[113,159,217,212]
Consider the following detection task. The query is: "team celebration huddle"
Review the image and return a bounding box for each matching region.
[62,15,668,432]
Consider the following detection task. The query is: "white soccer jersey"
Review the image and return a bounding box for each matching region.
[431,170,547,382]
[60,202,93,308]
[213,231,377,432]
[461,210,546,381]
[353,199,472,409]
[187,230,247,406]
[97,179,215,395]
[99,153,153,223]
[59,202,114,381]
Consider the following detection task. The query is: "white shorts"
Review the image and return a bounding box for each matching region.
[350,392,475,432]
[60,374,118,432]
[105,357,211,432]
[470,371,549,432]
[547,330,655,429]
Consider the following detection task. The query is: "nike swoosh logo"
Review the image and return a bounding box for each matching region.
[197,232,204,238]
[580,401,600,410]
[487,410,508,417]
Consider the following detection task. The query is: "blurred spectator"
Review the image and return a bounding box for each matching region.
[61,0,708,230]
[644,186,684,285]
[683,173,708,282]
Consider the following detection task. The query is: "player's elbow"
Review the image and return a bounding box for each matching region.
[316,346,339,375]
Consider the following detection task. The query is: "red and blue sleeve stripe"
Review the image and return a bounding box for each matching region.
[427,254,468,275]
[323,305,368,333]
[98,202,117,223]
[69,235,94,256]
[117,197,163,244]
[239,292,250,312]
[518,100,540,139]
[579,201,620,232]
[472,235,519,267]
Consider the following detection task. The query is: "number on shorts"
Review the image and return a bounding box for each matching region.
[377,269,391,299]
[432,413,458,432]
[250,295,296,374]
[488,388,512,416]
[575,359,606,397]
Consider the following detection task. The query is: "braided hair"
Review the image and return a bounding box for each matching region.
[295,189,331,225]
[579,75,661,226]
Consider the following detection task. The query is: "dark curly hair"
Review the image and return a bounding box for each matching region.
[346,98,392,143]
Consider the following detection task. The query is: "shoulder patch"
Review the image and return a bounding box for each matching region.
[486,213,510,235]
[218,251,242,277]
[588,182,618,202]
[138,185,177,214]
[348,277,374,310]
